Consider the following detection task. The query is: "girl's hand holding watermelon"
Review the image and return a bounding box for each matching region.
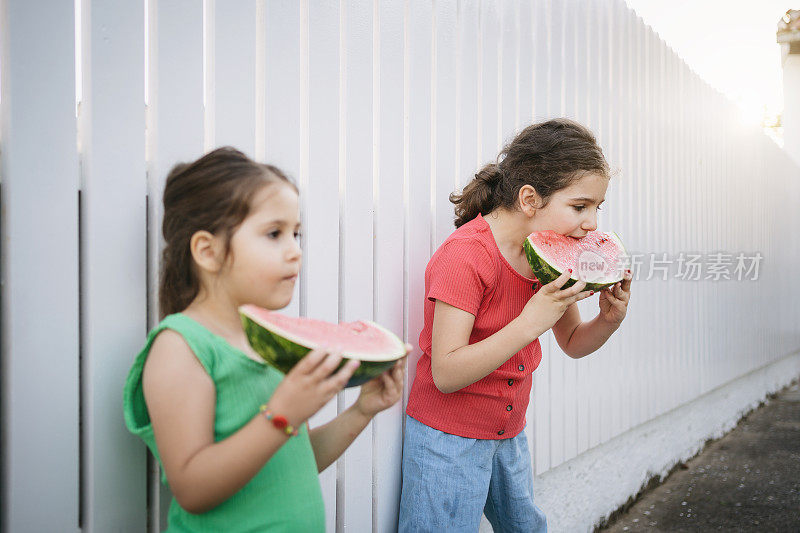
[303,346,409,473]
[354,351,409,418]
[598,270,633,325]
[519,269,594,334]
[267,348,361,430]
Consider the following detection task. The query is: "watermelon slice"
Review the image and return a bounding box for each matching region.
[240,305,406,388]
[524,230,627,292]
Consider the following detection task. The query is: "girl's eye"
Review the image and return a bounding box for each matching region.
[267,230,281,239]
[573,205,585,212]
[294,231,302,241]
[596,205,603,211]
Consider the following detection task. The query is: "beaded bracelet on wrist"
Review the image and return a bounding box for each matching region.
[259,404,299,437]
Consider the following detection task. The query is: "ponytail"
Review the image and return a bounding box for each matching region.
[450,118,609,228]
[450,163,504,228]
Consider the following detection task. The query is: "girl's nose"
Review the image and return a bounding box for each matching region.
[583,213,598,232]
[287,238,302,261]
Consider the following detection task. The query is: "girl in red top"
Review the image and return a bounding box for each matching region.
[399,119,633,532]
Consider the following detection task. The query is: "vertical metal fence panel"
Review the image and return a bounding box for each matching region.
[685,69,693,403]
[659,41,667,414]
[457,0,480,188]
[532,0,549,122]
[576,0,592,456]
[479,0,501,161]
[1,1,80,530]
[518,0,533,130]
[434,0,458,248]
[81,0,147,530]
[574,0,590,457]
[339,1,375,529]
[265,0,304,319]
[518,0,536,462]
[562,0,577,121]
[587,0,608,451]
[692,72,702,405]
[684,72,705,400]
[151,1,206,527]
[561,0,579,464]
[683,69,692,407]
[405,0,433,439]
[619,3,634,430]
[263,0,303,200]
[700,82,709,396]
[677,53,687,410]
[613,0,628,440]
[672,51,680,410]
[663,39,674,418]
[500,0,519,144]
[599,0,619,447]
[532,0,552,475]
[214,0,256,157]
[654,26,664,419]
[621,3,635,432]
[629,9,640,427]
[546,0,567,470]
[373,3,406,529]
[639,18,651,419]
[305,1,341,528]
[602,0,617,444]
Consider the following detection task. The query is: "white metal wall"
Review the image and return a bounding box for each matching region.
[2,0,799,531]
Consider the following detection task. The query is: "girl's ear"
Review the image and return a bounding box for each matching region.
[190,230,225,274]
[518,185,542,217]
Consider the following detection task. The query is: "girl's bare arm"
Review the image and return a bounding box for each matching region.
[308,360,405,471]
[143,331,356,514]
[552,274,632,358]
[431,271,591,393]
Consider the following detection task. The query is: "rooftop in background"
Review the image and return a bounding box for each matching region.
[777,9,800,51]
[777,9,800,33]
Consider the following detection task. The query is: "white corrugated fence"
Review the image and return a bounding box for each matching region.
[2,0,799,531]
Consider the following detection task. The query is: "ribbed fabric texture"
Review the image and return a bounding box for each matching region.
[123,314,325,532]
[406,214,543,439]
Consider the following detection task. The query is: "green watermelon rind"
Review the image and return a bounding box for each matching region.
[523,232,626,292]
[240,312,402,388]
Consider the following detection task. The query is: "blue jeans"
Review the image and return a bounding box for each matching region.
[398,415,547,533]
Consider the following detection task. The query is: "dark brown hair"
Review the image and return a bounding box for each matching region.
[450,118,610,228]
[159,147,296,318]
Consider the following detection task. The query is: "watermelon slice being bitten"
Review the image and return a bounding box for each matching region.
[524,230,627,292]
[240,305,406,388]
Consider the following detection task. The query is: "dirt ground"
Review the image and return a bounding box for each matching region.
[598,381,800,532]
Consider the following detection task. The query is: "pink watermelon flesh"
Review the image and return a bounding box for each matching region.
[524,230,626,289]
[240,305,405,362]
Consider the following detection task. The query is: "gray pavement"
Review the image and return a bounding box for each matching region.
[598,380,800,532]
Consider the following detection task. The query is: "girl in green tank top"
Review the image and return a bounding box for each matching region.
[123,148,407,532]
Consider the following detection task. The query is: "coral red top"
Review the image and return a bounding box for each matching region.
[406,214,543,439]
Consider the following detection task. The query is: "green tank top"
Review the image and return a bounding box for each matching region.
[123,314,325,532]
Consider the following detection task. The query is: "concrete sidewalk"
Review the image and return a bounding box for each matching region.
[598,380,800,532]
